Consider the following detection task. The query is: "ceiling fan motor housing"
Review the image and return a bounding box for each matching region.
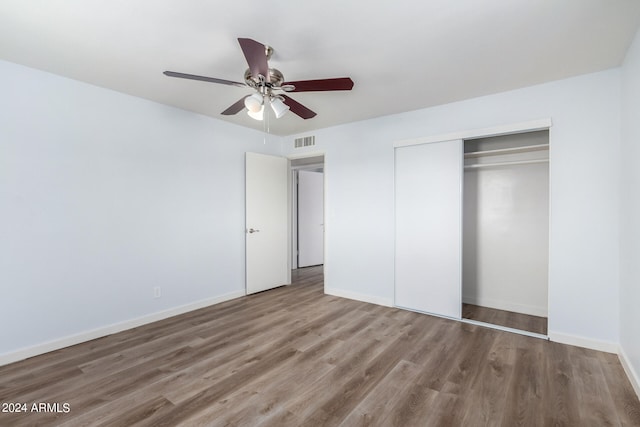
[244,68,285,88]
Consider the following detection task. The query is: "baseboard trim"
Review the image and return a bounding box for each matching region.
[462,296,547,317]
[324,287,393,308]
[548,331,619,354]
[0,290,245,367]
[619,346,640,400]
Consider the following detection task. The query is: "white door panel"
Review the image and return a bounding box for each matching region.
[298,170,324,267]
[394,140,462,319]
[246,152,289,294]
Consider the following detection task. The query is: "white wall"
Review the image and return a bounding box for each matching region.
[620,28,640,395]
[0,60,281,362]
[285,69,621,350]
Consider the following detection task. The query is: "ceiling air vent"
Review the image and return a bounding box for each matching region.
[294,135,315,148]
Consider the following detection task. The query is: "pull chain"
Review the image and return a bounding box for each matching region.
[263,100,270,144]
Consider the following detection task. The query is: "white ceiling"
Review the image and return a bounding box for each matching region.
[1,1,639,136]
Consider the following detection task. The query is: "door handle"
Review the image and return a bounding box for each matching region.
[248,228,260,234]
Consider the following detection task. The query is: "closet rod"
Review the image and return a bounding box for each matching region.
[464,158,549,169]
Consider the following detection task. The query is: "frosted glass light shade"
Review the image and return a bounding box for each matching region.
[244,93,263,113]
[270,97,290,118]
[247,105,264,120]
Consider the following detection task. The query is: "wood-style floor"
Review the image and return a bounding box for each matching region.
[462,303,548,335]
[1,267,639,426]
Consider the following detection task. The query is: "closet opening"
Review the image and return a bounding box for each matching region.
[462,130,549,335]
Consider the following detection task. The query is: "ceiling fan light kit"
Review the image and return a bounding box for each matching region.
[164,37,354,122]
[242,92,290,120]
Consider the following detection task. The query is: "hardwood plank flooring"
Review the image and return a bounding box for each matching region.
[463,302,548,335]
[1,266,638,426]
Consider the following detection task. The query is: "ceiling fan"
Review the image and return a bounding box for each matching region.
[164,38,354,121]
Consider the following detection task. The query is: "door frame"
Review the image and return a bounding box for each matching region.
[288,152,326,282]
[292,167,325,269]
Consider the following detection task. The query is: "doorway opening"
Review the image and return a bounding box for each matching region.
[290,155,325,270]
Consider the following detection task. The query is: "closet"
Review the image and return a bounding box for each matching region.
[394,128,549,336]
[462,131,549,334]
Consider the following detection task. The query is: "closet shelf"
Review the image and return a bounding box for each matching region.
[464,158,549,169]
[464,143,549,158]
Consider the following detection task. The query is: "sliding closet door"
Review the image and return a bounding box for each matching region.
[395,140,462,319]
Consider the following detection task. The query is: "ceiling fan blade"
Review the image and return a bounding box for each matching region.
[283,77,354,92]
[221,97,248,115]
[238,38,270,82]
[163,71,246,88]
[281,95,317,119]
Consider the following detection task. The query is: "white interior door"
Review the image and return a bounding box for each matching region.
[297,170,324,267]
[246,152,289,294]
[394,139,463,319]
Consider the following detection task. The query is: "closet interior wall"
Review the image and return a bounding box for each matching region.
[463,131,550,320]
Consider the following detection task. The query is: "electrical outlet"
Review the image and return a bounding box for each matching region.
[153,287,161,298]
